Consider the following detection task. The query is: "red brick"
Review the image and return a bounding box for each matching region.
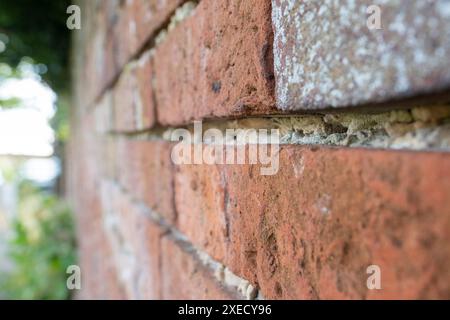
[175,164,228,262]
[77,0,186,108]
[272,0,450,110]
[111,2,139,75]
[94,92,113,134]
[69,0,450,302]
[112,54,155,132]
[135,214,164,300]
[116,139,176,223]
[75,0,114,109]
[112,0,187,74]
[97,230,128,300]
[103,30,118,99]
[174,145,450,299]
[101,180,165,299]
[100,180,239,300]
[74,179,126,299]
[76,234,127,300]
[133,0,186,50]
[160,236,240,300]
[135,54,156,130]
[112,67,138,133]
[69,128,123,300]
[154,0,275,126]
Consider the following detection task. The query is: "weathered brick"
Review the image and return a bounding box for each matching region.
[94,91,113,134]
[135,215,164,300]
[75,0,115,110]
[99,179,241,300]
[160,236,240,300]
[77,0,185,108]
[272,0,450,110]
[135,54,156,130]
[74,178,126,299]
[175,164,228,262]
[154,0,276,126]
[75,234,127,300]
[112,54,155,132]
[112,67,136,132]
[174,145,450,299]
[100,180,164,299]
[68,109,127,299]
[111,1,139,74]
[97,230,128,300]
[112,0,187,74]
[116,139,176,223]
[133,0,186,50]
[70,0,450,301]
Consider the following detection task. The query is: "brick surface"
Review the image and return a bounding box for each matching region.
[272,0,450,111]
[174,145,450,299]
[75,0,185,109]
[80,0,123,109]
[70,167,124,299]
[135,215,164,300]
[69,0,450,301]
[175,164,228,262]
[112,0,186,74]
[100,180,164,299]
[99,179,239,300]
[160,236,240,300]
[133,0,186,51]
[116,139,176,223]
[112,55,155,132]
[135,55,156,130]
[67,111,126,299]
[154,0,276,126]
[112,66,138,132]
[76,230,127,300]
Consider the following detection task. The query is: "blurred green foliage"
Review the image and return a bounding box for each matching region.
[0,97,21,109]
[0,1,72,141]
[52,93,71,143]
[0,62,21,109]
[0,1,75,299]
[0,0,71,92]
[0,182,77,300]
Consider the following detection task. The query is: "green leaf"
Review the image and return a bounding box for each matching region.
[0,97,21,109]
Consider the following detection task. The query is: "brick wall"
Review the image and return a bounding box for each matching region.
[68,0,450,299]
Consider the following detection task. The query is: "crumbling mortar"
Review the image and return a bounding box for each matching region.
[276,105,450,149]
[154,1,198,46]
[113,105,450,151]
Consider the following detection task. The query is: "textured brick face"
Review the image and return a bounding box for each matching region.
[111,0,187,72]
[175,164,229,262]
[70,0,450,300]
[174,146,450,299]
[74,0,185,109]
[272,0,450,110]
[112,55,155,132]
[154,0,276,126]
[100,181,164,299]
[160,237,239,300]
[116,139,176,223]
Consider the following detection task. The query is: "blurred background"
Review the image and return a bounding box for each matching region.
[0,1,76,299]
